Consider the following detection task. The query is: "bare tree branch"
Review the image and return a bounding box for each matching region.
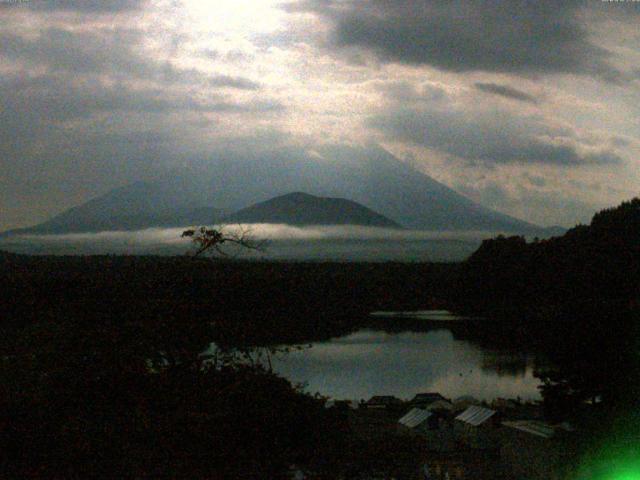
[182,224,268,258]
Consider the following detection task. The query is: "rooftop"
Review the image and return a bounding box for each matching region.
[455,406,496,426]
[502,420,555,439]
[411,392,446,404]
[398,408,433,428]
[367,395,402,405]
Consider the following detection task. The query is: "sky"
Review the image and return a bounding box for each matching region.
[1,0,640,230]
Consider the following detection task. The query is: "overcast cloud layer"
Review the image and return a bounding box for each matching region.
[1,0,639,230]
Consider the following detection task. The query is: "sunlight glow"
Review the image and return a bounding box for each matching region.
[182,0,284,35]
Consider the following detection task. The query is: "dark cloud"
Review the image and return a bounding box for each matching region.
[0,13,279,230]
[289,0,620,80]
[225,49,254,63]
[523,173,547,188]
[610,136,631,148]
[474,83,538,104]
[369,107,622,166]
[208,75,261,90]
[205,100,285,113]
[24,0,146,12]
[0,29,262,90]
[0,74,277,129]
[0,66,285,230]
[374,81,446,104]
[0,74,175,176]
[200,49,255,64]
[201,48,220,60]
[0,27,161,78]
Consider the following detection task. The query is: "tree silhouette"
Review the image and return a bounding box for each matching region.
[182,225,267,257]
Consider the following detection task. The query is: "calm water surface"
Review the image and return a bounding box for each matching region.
[272,327,541,402]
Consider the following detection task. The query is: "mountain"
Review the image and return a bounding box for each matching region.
[2,181,223,235]
[2,144,542,236]
[224,192,401,228]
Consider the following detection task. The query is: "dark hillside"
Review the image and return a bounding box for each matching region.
[0,254,453,478]
[453,198,640,418]
[458,198,640,315]
[0,254,454,345]
[224,192,402,228]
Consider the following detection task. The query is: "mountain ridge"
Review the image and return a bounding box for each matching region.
[1,144,547,236]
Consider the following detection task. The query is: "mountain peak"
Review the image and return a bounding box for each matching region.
[2,144,543,236]
[224,192,402,228]
[276,192,317,201]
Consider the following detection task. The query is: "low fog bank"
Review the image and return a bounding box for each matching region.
[0,224,505,261]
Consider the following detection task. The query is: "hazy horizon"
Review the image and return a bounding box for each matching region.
[0,223,509,261]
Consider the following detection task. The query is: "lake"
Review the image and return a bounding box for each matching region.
[272,326,542,402]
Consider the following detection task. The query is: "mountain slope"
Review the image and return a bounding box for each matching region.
[3,144,542,235]
[224,192,401,228]
[3,181,223,235]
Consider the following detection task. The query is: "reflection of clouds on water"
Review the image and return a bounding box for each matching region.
[332,330,390,344]
[281,330,458,362]
[272,329,541,401]
[428,369,541,402]
[480,351,531,378]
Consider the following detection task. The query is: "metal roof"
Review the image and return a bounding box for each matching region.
[502,421,555,439]
[399,408,433,428]
[455,406,496,426]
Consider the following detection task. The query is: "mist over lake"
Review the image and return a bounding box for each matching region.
[0,224,495,261]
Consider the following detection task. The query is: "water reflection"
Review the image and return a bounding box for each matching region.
[480,351,529,377]
[272,328,541,401]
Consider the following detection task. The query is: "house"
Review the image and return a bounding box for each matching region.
[364,395,403,409]
[398,408,440,434]
[324,399,358,410]
[398,408,457,454]
[501,420,555,439]
[426,399,454,413]
[500,421,574,480]
[491,397,518,411]
[409,392,446,408]
[502,401,544,421]
[454,406,499,449]
[452,396,480,412]
[455,406,497,427]
[421,451,504,480]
